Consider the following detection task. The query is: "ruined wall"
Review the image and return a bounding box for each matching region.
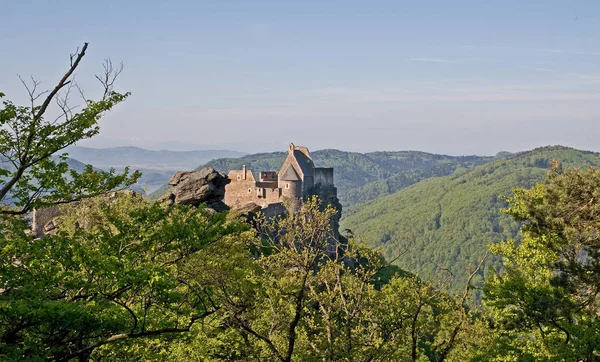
[261,202,287,218]
[224,179,259,208]
[302,176,314,197]
[225,168,260,208]
[314,167,334,186]
[259,171,278,182]
[311,183,342,239]
[32,191,140,238]
[257,187,282,206]
[280,179,302,212]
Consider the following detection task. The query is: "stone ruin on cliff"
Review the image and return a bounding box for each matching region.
[32,143,342,239]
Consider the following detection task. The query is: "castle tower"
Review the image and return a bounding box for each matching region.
[279,163,302,212]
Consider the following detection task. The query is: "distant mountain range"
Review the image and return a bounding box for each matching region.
[65,146,246,171]
[65,146,246,192]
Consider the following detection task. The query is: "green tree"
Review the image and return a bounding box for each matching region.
[0,43,139,216]
[0,44,249,361]
[0,193,246,360]
[483,165,600,360]
[164,198,488,361]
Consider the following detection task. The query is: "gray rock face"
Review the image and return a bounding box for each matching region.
[159,168,230,210]
[312,184,343,240]
[231,202,262,215]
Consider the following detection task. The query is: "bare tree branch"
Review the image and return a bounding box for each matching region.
[95,58,123,100]
[35,43,87,122]
[0,43,89,202]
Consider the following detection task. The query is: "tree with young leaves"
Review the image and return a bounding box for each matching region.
[0,43,139,216]
[483,165,600,360]
[0,44,251,361]
[161,197,488,361]
[0,193,247,361]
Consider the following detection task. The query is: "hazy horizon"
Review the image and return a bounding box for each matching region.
[68,139,598,158]
[2,1,599,155]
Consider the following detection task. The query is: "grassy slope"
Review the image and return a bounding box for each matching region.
[341,146,600,291]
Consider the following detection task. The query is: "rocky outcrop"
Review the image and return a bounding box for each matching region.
[231,202,262,215]
[158,168,230,211]
[32,205,64,238]
[32,190,139,239]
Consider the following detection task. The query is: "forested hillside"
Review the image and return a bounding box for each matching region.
[150,149,496,202]
[342,146,600,291]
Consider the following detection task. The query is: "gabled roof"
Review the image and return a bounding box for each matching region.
[293,149,314,177]
[279,164,301,181]
[278,143,316,180]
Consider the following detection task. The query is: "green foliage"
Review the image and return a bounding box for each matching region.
[0,194,247,360]
[0,49,139,215]
[482,166,600,360]
[8,43,600,362]
[155,198,487,361]
[342,146,600,292]
[0,44,231,360]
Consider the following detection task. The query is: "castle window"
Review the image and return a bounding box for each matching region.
[237,175,241,181]
[248,188,252,193]
[286,183,290,189]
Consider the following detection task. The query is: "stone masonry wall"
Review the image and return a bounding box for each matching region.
[314,167,334,186]
[224,179,259,208]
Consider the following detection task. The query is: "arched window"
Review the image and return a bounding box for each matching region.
[286,183,290,189]
[248,188,252,193]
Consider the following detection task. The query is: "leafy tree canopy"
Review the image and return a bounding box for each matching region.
[484,166,600,360]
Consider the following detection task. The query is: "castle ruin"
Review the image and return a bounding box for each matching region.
[224,143,336,214]
[32,143,340,238]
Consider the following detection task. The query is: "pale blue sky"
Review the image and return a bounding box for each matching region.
[1,0,599,154]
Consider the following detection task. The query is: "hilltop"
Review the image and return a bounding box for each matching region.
[150,149,495,203]
[341,146,600,291]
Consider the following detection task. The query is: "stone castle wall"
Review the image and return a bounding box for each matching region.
[258,186,282,205]
[224,179,258,208]
[223,144,337,216]
[314,167,334,186]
